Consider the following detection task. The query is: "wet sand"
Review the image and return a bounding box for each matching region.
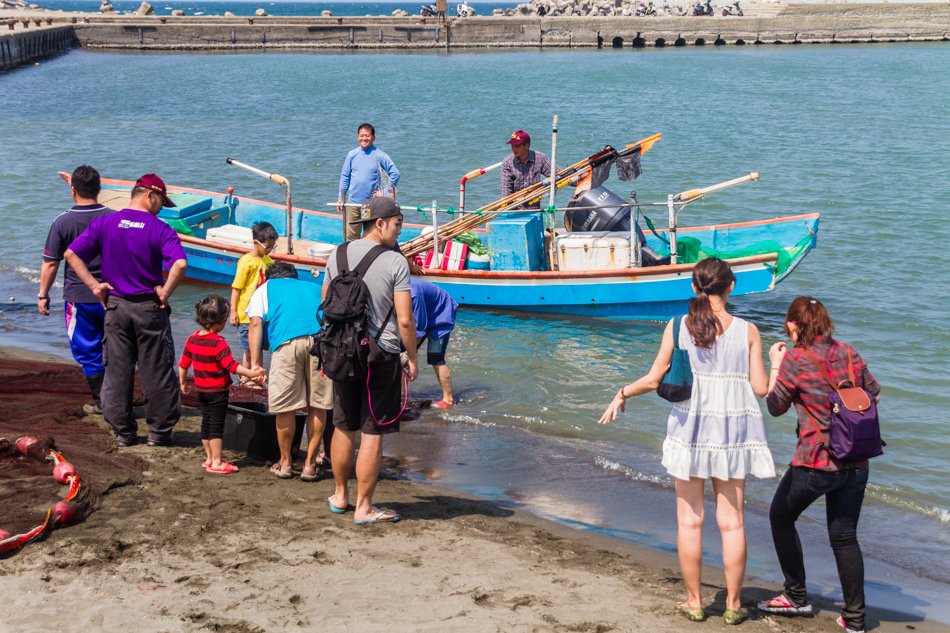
[0,348,946,633]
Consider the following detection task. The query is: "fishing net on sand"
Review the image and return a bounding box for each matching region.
[0,357,146,554]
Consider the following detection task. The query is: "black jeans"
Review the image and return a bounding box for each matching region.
[769,465,869,630]
[102,295,180,442]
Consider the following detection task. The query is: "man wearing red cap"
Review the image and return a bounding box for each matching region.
[65,174,188,447]
[500,129,552,209]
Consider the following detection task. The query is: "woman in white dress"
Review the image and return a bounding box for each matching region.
[599,257,774,625]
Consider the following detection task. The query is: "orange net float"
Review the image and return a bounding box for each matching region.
[0,436,83,554]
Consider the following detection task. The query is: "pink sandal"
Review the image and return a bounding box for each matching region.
[756,594,813,616]
[205,462,239,475]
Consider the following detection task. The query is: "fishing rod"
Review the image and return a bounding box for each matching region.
[225,158,295,255]
[399,141,636,258]
[400,134,664,257]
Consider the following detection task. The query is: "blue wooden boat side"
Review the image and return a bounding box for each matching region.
[100,178,819,320]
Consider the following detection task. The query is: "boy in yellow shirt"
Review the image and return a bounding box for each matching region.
[230,222,278,377]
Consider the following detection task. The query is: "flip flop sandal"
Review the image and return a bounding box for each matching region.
[723,608,750,625]
[300,466,319,482]
[269,463,293,479]
[328,497,347,514]
[678,604,706,622]
[206,462,239,475]
[756,595,813,616]
[354,509,401,525]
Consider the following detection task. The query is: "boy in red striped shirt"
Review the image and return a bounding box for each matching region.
[179,295,264,474]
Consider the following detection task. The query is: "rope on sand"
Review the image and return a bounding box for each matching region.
[0,436,82,554]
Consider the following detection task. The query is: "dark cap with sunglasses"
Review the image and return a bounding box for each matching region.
[135,173,176,208]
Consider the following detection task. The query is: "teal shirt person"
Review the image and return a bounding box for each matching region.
[245,277,321,350]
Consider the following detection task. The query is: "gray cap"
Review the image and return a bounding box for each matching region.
[356,197,402,223]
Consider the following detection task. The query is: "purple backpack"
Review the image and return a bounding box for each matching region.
[804,350,884,463]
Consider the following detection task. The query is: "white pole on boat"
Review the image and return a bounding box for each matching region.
[668,194,677,265]
[630,204,641,268]
[226,157,294,255]
[548,115,558,216]
[546,115,559,271]
[430,199,440,269]
[674,171,760,203]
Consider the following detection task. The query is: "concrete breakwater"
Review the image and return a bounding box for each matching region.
[66,4,950,50]
[0,24,75,70]
[0,3,947,70]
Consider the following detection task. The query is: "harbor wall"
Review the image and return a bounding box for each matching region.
[0,3,947,69]
[0,23,75,71]
[65,3,950,49]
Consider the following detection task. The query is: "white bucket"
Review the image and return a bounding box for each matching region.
[307,242,336,259]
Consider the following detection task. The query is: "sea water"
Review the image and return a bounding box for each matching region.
[0,44,947,621]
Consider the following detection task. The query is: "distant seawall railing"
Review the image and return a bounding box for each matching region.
[1,3,948,70]
[0,24,76,71]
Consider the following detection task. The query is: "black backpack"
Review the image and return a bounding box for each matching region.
[313,242,394,382]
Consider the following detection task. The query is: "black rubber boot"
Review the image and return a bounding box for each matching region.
[86,373,104,411]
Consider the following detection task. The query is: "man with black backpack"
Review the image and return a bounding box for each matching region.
[320,197,418,525]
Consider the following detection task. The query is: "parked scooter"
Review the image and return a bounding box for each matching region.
[635,1,658,16]
[691,0,713,15]
[721,0,743,15]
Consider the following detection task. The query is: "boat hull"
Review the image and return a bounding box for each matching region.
[101,178,818,320]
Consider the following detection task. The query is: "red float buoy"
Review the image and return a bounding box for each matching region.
[52,502,76,525]
[53,461,76,484]
[15,436,38,455]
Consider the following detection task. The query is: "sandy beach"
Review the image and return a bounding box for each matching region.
[0,348,947,633]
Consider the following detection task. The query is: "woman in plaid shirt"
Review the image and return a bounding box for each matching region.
[759,297,881,633]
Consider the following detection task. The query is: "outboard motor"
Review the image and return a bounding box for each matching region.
[563,186,669,266]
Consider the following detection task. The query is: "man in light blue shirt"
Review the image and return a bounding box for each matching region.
[337,123,401,241]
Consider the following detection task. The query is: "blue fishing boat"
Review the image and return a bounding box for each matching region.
[98,171,819,320]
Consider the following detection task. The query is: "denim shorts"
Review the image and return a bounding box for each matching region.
[238,323,269,352]
[418,332,451,366]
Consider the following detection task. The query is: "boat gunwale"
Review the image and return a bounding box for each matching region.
[101,178,816,281]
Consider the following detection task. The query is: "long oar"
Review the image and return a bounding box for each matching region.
[400,134,661,258]
[401,148,610,256]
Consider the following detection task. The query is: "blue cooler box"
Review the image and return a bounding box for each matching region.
[486,212,546,272]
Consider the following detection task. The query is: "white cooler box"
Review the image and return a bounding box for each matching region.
[556,232,632,271]
[206,224,254,248]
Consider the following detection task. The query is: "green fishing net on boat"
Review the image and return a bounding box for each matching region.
[160,218,195,236]
[453,231,489,256]
[669,234,813,277]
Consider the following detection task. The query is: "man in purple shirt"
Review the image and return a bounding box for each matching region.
[500,129,552,210]
[65,174,188,447]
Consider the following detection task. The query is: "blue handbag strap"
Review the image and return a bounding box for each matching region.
[672,316,683,350]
